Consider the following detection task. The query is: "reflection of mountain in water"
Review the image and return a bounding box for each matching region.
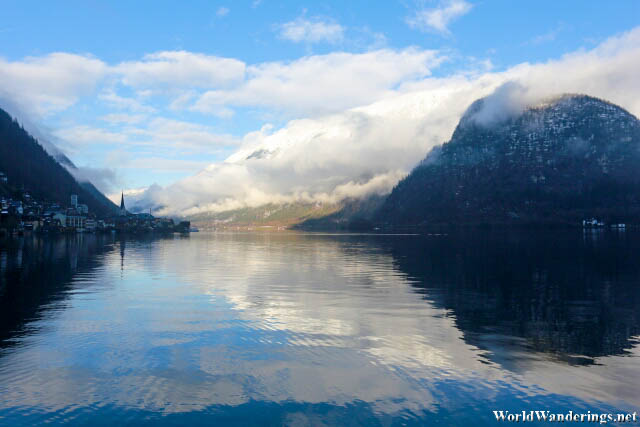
[0,235,117,347]
[379,230,640,365]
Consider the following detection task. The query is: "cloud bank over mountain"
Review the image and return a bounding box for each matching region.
[1,25,640,216]
[124,27,640,216]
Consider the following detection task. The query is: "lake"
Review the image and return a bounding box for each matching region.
[0,230,638,426]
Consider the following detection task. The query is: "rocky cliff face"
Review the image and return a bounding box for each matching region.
[377,95,640,226]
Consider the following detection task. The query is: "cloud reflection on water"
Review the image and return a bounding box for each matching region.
[0,232,638,423]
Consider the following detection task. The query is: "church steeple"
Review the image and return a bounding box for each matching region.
[119,191,126,216]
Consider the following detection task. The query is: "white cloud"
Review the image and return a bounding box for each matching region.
[126,27,640,217]
[465,81,529,126]
[98,89,156,113]
[56,117,238,160]
[54,125,127,148]
[530,29,559,45]
[67,166,119,194]
[193,48,444,117]
[216,7,229,17]
[116,51,245,90]
[138,118,239,152]
[146,87,473,216]
[526,23,567,46]
[407,0,473,35]
[132,158,211,173]
[279,17,345,44]
[0,53,106,116]
[0,48,442,120]
[168,91,197,111]
[100,113,147,124]
[52,125,129,161]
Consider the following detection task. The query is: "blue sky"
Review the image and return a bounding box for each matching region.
[2,1,638,64]
[0,1,639,213]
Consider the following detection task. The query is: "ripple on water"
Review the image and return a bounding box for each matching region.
[0,231,639,425]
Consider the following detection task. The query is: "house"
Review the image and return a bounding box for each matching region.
[85,218,97,231]
[66,214,86,230]
[53,213,67,227]
[53,213,86,230]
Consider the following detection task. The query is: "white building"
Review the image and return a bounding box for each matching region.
[53,213,67,227]
[67,215,85,229]
[52,213,86,229]
[85,218,97,231]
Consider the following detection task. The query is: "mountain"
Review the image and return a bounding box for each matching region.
[188,202,343,229]
[0,108,118,216]
[186,195,387,230]
[376,95,640,226]
[45,141,119,213]
[294,195,386,230]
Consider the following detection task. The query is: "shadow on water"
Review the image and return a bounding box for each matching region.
[376,229,640,367]
[0,235,110,348]
[0,234,179,350]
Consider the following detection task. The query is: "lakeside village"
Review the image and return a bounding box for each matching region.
[0,185,190,237]
[0,171,630,235]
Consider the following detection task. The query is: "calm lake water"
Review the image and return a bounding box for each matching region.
[0,231,639,426]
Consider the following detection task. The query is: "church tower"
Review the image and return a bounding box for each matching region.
[119,192,127,216]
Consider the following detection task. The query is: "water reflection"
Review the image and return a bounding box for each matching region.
[377,231,640,412]
[0,232,638,425]
[0,234,115,347]
[379,230,640,364]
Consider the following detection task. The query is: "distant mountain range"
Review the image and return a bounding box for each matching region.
[4,94,640,228]
[186,197,388,230]
[188,202,343,228]
[376,94,640,227]
[0,108,117,217]
[191,94,640,229]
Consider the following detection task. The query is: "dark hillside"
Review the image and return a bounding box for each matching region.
[0,108,117,216]
[377,95,640,226]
